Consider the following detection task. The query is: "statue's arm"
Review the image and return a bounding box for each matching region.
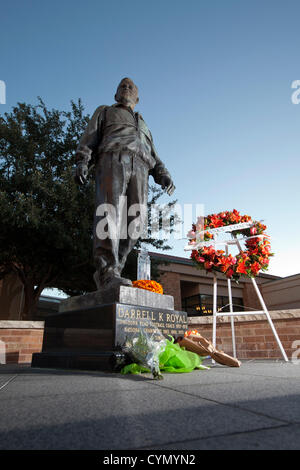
[75,105,106,184]
[75,105,106,165]
[149,132,175,196]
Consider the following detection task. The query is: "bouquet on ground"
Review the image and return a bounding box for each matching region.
[179,329,241,367]
[121,321,209,379]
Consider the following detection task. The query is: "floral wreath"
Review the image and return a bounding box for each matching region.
[187,209,273,281]
[132,280,164,295]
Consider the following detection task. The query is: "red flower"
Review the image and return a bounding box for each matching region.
[261,245,271,255]
[236,260,248,274]
[251,262,261,275]
[246,237,259,246]
[204,261,213,270]
[204,232,214,240]
[259,257,269,266]
[190,210,272,280]
[226,268,234,278]
[202,246,216,258]
[210,216,224,228]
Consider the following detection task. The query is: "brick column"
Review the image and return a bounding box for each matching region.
[243,282,263,310]
[0,321,44,364]
[159,272,182,311]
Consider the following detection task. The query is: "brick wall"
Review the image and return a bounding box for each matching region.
[188,310,300,360]
[243,282,262,310]
[159,272,182,311]
[1,312,299,364]
[0,321,44,364]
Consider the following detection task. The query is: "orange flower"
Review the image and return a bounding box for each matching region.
[251,262,261,275]
[236,260,248,274]
[202,246,216,257]
[204,232,214,240]
[190,210,272,280]
[261,245,271,255]
[184,329,201,337]
[210,217,224,228]
[226,268,234,278]
[218,254,237,273]
[204,261,213,270]
[133,280,163,295]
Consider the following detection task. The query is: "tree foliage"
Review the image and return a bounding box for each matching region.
[0,99,94,318]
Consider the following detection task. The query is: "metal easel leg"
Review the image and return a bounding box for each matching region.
[251,278,289,362]
[226,245,236,358]
[227,277,237,358]
[212,273,217,364]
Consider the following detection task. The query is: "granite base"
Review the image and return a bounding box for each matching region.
[32,302,188,372]
[59,286,174,313]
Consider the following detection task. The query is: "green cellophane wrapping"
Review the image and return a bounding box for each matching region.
[121,338,208,375]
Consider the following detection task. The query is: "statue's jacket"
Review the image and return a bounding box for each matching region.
[75,103,171,184]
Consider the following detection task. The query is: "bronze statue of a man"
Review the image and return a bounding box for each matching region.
[75,78,175,288]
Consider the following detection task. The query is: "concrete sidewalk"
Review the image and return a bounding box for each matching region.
[0,360,299,450]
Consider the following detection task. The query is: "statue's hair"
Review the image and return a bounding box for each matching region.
[118,77,138,91]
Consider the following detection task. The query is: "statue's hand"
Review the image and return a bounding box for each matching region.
[75,162,89,185]
[161,175,175,196]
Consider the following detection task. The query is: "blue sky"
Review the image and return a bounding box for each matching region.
[1,0,300,283]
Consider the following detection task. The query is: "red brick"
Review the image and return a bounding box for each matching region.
[21,343,42,350]
[10,330,29,335]
[239,328,256,336]
[247,351,268,358]
[19,354,32,363]
[238,343,257,350]
[254,328,274,336]
[0,336,21,343]
[277,327,299,335]
[20,348,41,354]
[267,350,283,358]
[21,336,40,344]
[0,330,17,336]
[242,335,264,342]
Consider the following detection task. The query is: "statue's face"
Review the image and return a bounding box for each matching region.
[115,78,139,109]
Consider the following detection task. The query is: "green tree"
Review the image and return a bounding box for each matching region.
[0,99,178,319]
[122,184,179,281]
[0,99,94,319]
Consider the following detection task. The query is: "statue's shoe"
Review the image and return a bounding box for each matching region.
[101,271,132,288]
[94,266,133,290]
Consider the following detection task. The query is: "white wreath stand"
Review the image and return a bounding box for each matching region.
[185,222,289,362]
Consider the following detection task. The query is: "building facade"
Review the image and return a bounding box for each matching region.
[1,253,300,319]
[150,252,283,315]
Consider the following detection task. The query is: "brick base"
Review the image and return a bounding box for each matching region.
[1,311,299,364]
[0,321,44,364]
[188,310,300,360]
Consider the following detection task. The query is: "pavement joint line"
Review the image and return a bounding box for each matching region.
[150,382,292,426]
[134,422,297,450]
[0,375,19,392]
[0,385,156,401]
[231,374,300,381]
[213,370,300,381]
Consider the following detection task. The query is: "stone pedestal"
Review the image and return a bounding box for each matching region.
[59,285,174,312]
[32,287,188,372]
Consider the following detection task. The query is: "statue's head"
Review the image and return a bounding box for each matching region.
[115,77,139,110]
